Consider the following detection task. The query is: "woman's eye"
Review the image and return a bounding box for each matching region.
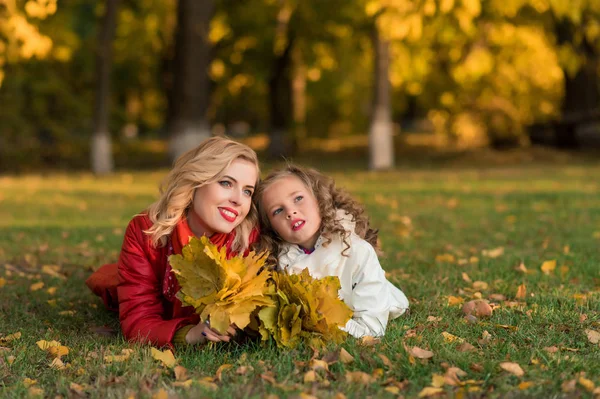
[243,189,253,196]
[294,195,303,202]
[272,208,282,216]
[219,180,232,188]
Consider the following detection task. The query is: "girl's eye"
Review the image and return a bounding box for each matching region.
[219,180,232,188]
[272,208,282,216]
[243,189,253,197]
[294,195,303,202]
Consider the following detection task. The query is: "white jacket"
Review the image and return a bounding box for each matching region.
[277,210,409,338]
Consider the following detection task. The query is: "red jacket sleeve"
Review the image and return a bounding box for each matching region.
[117,216,196,347]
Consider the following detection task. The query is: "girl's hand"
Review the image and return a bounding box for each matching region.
[185,321,237,345]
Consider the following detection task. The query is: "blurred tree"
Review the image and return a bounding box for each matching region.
[167,0,214,161]
[91,0,120,175]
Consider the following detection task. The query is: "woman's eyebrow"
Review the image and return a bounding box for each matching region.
[223,175,255,189]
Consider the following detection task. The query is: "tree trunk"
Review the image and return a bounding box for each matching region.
[91,0,120,175]
[369,24,394,170]
[167,0,214,161]
[267,2,295,159]
[291,44,307,147]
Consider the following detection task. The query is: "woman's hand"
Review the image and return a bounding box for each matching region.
[185,321,237,345]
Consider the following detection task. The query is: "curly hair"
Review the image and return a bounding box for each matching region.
[254,164,378,267]
[144,136,259,253]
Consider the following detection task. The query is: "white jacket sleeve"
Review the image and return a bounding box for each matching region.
[340,239,394,338]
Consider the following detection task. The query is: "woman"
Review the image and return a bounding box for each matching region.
[86,137,260,347]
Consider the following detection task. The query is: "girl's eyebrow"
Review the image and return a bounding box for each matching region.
[223,175,255,189]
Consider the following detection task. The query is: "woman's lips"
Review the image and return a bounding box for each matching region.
[219,207,238,222]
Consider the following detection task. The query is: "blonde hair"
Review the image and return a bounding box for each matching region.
[145,136,259,252]
[254,164,378,266]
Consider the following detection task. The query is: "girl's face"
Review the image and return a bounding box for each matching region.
[188,158,257,237]
[261,175,322,250]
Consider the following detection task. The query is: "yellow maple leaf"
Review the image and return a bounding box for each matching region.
[151,348,176,368]
[170,236,276,334]
[0,332,21,343]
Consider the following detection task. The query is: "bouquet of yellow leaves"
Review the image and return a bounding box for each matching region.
[170,237,353,349]
[169,236,275,334]
[255,269,353,349]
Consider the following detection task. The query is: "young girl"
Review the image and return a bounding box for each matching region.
[255,164,408,338]
[86,137,260,347]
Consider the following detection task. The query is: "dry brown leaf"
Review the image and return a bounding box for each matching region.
[172,379,193,388]
[462,273,471,283]
[236,365,253,375]
[151,348,176,368]
[540,260,556,275]
[499,362,524,377]
[360,336,381,346]
[515,284,527,300]
[69,382,88,395]
[561,379,576,392]
[49,357,66,370]
[543,346,559,354]
[457,342,476,352]
[585,329,600,344]
[339,348,354,364]
[28,387,44,397]
[444,367,467,386]
[174,365,188,381]
[408,346,434,359]
[309,359,329,371]
[152,388,169,399]
[418,387,444,397]
[377,353,393,368]
[482,247,504,258]
[472,281,489,291]
[462,300,492,318]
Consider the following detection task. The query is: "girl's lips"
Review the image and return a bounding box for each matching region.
[219,207,238,222]
[291,219,305,231]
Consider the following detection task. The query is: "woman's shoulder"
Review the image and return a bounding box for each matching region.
[127,212,153,231]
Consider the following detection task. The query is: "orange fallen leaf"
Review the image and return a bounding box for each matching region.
[378,353,393,368]
[578,377,595,392]
[23,378,37,387]
[304,370,318,383]
[472,281,488,291]
[152,388,169,399]
[345,371,375,384]
[360,336,380,346]
[515,284,527,300]
[49,357,66,370]
[441,332,464,344]
[447,296,464,306]
[457,342,476,352]
[0,277,6,288]
[499,362,524,377]
[172,379,193,388]
[482,247,504,258]
[104,348,134,363]
[215,363,232,381]
[28,386,44,397]
[174,365,188,381]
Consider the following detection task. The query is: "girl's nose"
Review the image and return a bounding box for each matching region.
[286,211,297,219]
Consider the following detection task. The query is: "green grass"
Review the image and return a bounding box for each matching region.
[1,163,600,398]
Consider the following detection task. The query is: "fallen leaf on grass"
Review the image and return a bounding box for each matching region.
[578,377,596,392]
[444,367,467,386]
[0,332,21,343]
[174,365,188,381]
[457,342,476,352]
[515,284,527,300]
[543,346,559,354]
[418,387,444,397]
[151,348,176,368]
[447,296,464,306]
[0,277,6,288]
[215,363,232,381]
[304,370,318,383]
[36,340,69,358]
[152,388,169,399]
[561,379,576,392]
[58,310,76,316]
[23,378,37,387]
[378,353,393,368]
[28,387,44,397]
[30,282,44,291]
[41,265,66,280]
[407,346,434,359]
[172,379,193,388]
[345,371,375,384]
[359,336,380,346]
[540,260,556,275]
[47,287,57,295]
[70,382,89,395]
[585,329,600,344]
[472,281,488,291]
[339,348,354,364]
[518,381,535,390]
[462,300,492,317]
[49,357,66,370]
[104,349,134,363]
[441,332,464,344]
[482,247,504,258]
[436,254,455,263]
[499,362,524,377]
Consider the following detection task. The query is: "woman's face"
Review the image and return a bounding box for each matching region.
[188,158,258,237]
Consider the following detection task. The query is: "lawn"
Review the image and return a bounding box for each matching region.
[1,162,599,398]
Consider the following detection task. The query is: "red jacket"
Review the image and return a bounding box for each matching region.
[88,213,258,347]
